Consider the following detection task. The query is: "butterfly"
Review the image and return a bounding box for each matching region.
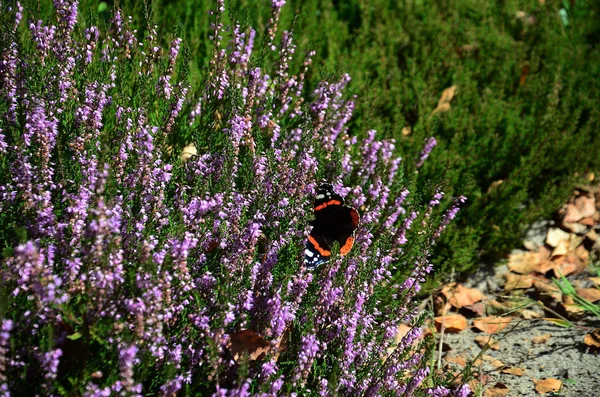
[305,183,360,269]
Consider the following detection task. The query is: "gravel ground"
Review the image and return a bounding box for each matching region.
[442,318,600,396]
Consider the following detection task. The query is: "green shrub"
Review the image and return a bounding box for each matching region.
[111,0,600,275]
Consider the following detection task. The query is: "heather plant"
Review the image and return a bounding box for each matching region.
[127,0,600,277]
[0,1,470,395]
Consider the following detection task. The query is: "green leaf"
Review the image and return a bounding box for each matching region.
[66,332,82,340]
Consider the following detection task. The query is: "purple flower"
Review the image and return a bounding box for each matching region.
[41,348,63,384]
[415,137,437,168]
[434,196,467,240]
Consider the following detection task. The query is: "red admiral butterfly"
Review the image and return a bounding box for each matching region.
[305,183,360,269]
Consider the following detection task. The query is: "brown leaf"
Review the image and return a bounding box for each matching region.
[538,246,552,261]
[551,240,570,258]
[560,220,588,234]
[531,334,551,344]
[579,216,596,227]
[463,302,486,317]
[469,373,491,391]
[431,86,457,115]
[487,180,504,193]
[508,251,540,274]
[576,288,600,303]
[434,313,468,333]
[559,303,585,319]
[484,383,510,397]
[520,309,543,319]
[441,283,484,309]
[583,328,600,349]
[473,317,513,334]
[444,354,467,368]
[227,330,270,362]
[533,279,561,303]
[433,294,453,316]
[180,143,197,162]
[585,230,599,243]
[438,85,457,106]
[550,252,588,277]
[502,367,525,376]
[562,196,596,223]
[587,172,595,181]
[588,277,600,287]
[474,335,500,350]
[533,378,562,394]
[487,299,511,315]
[482,355,504,369]
[504,273,534,291]
[545,227,571,248]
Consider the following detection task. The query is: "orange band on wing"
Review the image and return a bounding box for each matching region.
[314,200,342,211]
[308,235,331,256]
[340,236,355,256]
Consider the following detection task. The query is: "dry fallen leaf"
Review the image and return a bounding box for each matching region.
[482,354,504,369]
[487,180,504,193]
[180,143,197,162]
[438,85,457,105]
[531,334,551,344]
[559,302,585,319]
[433,294,453,316]
[533,279,562,303]
[463,302,486,317]
[583,328,600,349]
[444,354,467,368]
[533,378,562,394]
[227,330,270,362]
[441,283,484,309]
[588,277,600,287]
[487,299,511,314]
[564,196,596,222]
[585,230,599,243]
[434,313,468,333]
[473,317,513,334]
[549,251,588,277]
[508,251,540,274]
[520,309,543,319]
[546,227,571,248]
[575,288,600,303]
[431,86,457,116]
[483,382,510,397]
[560,220,588,234]
[504,273,534,291]
[474,335,500,350]
[551,240,570,257]
[502,367,525,376]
